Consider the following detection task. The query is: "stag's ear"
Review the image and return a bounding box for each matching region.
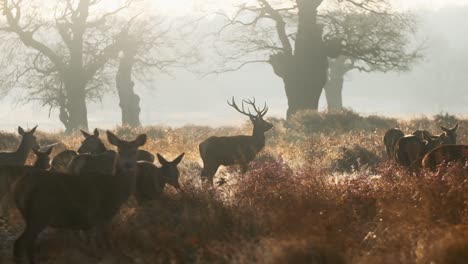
[30,125,38,134]
[18,126,25,136]
[81,130,92,138]
[134,134,147,147]
[45,146,54,155]
[172,153,185,165]
[93,128,99,137]
[107,131,121,146]
[157,153,169,166]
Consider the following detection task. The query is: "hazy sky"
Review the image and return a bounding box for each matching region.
[1,1,468,132]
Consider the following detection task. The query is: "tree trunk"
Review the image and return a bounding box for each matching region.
[324,76,343,111]
[271,1,339,119]
[324,56,351,111]
[61,70,89,134]
[116,47,141,127]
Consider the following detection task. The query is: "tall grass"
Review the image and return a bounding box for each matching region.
[0,112,466,264]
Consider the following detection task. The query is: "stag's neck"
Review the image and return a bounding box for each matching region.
[252,128,266,151]
[15,138,32,164]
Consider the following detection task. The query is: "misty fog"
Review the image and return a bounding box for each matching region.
[0,3,467,131]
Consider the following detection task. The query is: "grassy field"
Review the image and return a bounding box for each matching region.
[0,111,467,264]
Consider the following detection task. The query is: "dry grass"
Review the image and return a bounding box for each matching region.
[0,111,467,264]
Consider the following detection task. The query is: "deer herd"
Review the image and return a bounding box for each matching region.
[0,98,466,264]
[384,123,466,170]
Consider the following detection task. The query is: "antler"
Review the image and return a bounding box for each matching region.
[243,98,269,117]
[227,97,269,118]
[227,97,256,118]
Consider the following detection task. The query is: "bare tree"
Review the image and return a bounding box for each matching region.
[0,0,135,133]
[114,16,198,127]
[213,0,418,118]
[321,10,421,110]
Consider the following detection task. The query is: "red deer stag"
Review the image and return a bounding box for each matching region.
[384,128,404,159]
[0,126,39,166]
[136,153,185,205]
[199,98,273,185]
[422,144,468,171]
[12,131,147,264]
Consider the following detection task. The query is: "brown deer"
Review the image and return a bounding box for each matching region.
[440,123,459,144]
[135,153,185,205]
[384,128,404,159]
[12,131,147,264]
[66,128,154,175]
[0,126,39,166]
[199,98,273,185]
[422,144,468,171]
[395,133,448,168]
[50,150,78,172]
[32,146,54,170]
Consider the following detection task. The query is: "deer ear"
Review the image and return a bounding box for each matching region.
[30,125,38,134]
[452,123,459,132]
[134,134,147,147]
[157,153,169,165]
[172,153,185,165]
[93,128,99,137]
[106,131,120,146]
[81,130,91,138]
[45,146,54,155]
[18,126,25,136]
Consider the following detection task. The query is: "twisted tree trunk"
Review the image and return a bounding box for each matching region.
[324,56,351,111]
[116,47,142,127]
[268,1,341,119]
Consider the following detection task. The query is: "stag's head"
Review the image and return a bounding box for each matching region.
[228,97,273,133]
[157,153,185,190]
[440,123,459,144]
[78,128,106,154]
[19,125,39,150]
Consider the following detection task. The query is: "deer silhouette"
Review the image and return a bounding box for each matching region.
[395,133,448,168]
[135,153,184,205]
[32,146,53,170]
[422,144,468,171]
[12,131,147,264]
[384,128,404,159]
[66,128,154,175]
[199,98,273,185]
[0,126,39,166]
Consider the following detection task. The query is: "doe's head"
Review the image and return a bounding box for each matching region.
[157,153,184,190]
[18,125,39,150]
[107,131,147,175]
[78,128,106,154]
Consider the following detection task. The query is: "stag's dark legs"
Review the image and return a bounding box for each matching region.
[200,162,219,185]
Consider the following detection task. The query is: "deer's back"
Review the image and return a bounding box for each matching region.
[67,150,116,175]
[200,135,259,165]
[14,168,130,230]
[0,152,25,166]
[395,136,425,166]
[384,129,404,148]
[51,150,78,172]
[422,145,468,170]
